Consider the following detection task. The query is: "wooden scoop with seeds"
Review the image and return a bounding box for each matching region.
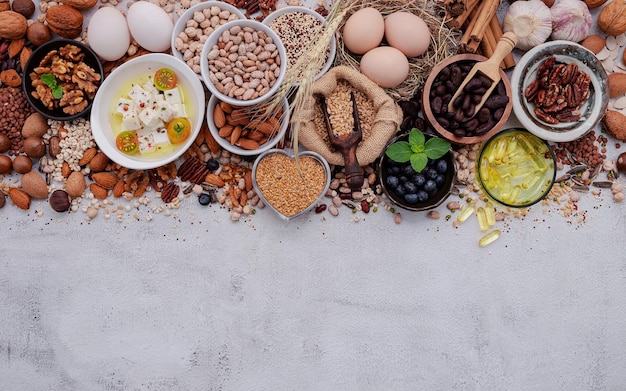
[319,92,364,192]
[447,32,517,119]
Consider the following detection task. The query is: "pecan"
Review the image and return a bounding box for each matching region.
[565,84,584,108]
[524,80,539,101]
[160,181,180,203]
[534,107,559,124]
[561,63,578,85]
[535,89,546,106]
[177,158,200,182]
[544,99,568,113]
[542,84,561,107]
[537,55,556,79]
[548,63,566,84]
[556,109,581,122]
[576,71,591,94]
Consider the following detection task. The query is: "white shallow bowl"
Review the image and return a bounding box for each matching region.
[91,53,205,170]
[171,1,245,77]
[511,40,608,143]
[262,6,336,86]
[200,19,287,107]
[206,94,290,156]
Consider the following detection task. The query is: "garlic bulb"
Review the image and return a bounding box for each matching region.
[550,0,592,42]
[503,0,552,51]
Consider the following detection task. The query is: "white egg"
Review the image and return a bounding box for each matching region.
[126,2,173,53]
[88,7,130,62]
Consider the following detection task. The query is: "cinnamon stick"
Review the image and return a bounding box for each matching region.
[446,0,479,29]
[469,0,501,43]
[459,6,480,53]
[488,14,516,69]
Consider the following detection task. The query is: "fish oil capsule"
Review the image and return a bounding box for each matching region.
[494,138,508,162]
[476,206,488,231]
[479,229,501,246]
[484,201,496,226]
[516,134,536,154]
[457,201,475,223]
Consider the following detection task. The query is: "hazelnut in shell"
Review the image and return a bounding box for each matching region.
[0,133,10,153]
[0,155,12,174]
[49,189,71,212]
[12,155,32,174]
[617,152,626,172]
[23,136,46,158]
[26,22,52,47]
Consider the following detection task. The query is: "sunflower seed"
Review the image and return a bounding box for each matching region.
[572,184,589,192]
[590,164,602,180]
[555,174,571,183]
[592,180,614,188]
[567,164,588,175]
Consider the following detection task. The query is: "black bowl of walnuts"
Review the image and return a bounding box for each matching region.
[377,128,456,212]
[22,38,104,121]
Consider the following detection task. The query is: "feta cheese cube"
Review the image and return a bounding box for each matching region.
[143,79,159,95]
[174,103,187,118]
[128,84,151,107]
[164,86,182,105]
[116,98,134,115]
[121,112,141,131]
[158,101,178,123]
[153,127,171,146]
[136,129,156,154]
[139,107,164,129]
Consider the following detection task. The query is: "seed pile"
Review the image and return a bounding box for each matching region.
[313,81,374,139]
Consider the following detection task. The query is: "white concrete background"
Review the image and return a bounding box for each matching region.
[2,1,626,390]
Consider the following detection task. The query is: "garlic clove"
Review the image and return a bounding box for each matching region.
[503,0,552,51]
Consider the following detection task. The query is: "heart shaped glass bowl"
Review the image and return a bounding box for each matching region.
[511,41,608,143]
[252,149,331,220]
[91,53,205,170]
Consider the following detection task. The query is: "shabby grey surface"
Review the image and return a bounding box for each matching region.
[1,185,626,390]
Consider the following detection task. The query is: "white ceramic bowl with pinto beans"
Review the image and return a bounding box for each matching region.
[171,1,245,77]
[200,19,288,107]
[262,6,336,86]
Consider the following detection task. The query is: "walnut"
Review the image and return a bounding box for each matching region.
[60,90,87,115]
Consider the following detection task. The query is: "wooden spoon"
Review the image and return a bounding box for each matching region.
[447,32,517,118]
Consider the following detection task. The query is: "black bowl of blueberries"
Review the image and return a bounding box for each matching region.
[377,129,456,212]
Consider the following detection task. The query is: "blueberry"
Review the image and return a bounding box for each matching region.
[424,179,436,193]
[398,175,408,184]
[434,174,445,186]
[205,158,220,172]
[435,159,448,174]
[404,193,419,204]
[386,175,399,189]
[198,193,212,205]
[401,163,415,176]
[394,185,406,197]
[404,181,417,194]
[416,190,429,203]
[387,165,401,176]
[427,168,438,179]
[412,173,426,187]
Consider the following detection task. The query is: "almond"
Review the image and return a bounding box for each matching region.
[205,173,225,187]
[205,126,221,154]
[604,110,626,141]
[89,183,108,199]
[244,170,253,192]
[19,46,31,72]
[61,161,72,178]
[256,121,278,135]
[580,35,606,55]
[91,172,118,189]
[598,0,626,36]
[0,11,28,40]
[22,112,48,138]
[608,73,626,99]
[112,179,125,198]
[78,147,97,166]
[7,38,24,58]
[45,5,83,39]
[21,172,49,199]
[213,104,226,128]
[8,187,30,210]
[88,152,110,172]
[65,171,86,197]
[236,138,260,150]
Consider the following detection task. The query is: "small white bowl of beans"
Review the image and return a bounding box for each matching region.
[171,1,244,77]
[262,6,336,86]
[200,19,287,107]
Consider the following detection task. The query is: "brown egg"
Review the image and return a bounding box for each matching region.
[12,155,32,174]
[0,134,10,153]
[0,155,11,174]
[23,136,46,158]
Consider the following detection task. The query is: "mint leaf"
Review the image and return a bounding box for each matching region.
[408,128,425,147]
[40,74,56,88]
[424,137,450,160]
[410,153,428,173]
[51,86,63,99]
[385,141,412,162]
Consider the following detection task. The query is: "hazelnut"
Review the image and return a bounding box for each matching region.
[12,155,32,174]
[23,136,46,158]
[11,0,35,18]
[0,155,11,174]
[617,152,626,172]
[0,133,10,153]
[26,22,52,47]
[49,189,71,212]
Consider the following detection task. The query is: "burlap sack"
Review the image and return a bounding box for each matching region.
[294,66,403,166]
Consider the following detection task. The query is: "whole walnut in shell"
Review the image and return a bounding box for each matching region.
[598,0,626,36]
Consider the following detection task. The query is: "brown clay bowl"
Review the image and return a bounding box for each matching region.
[422,54,513,145]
